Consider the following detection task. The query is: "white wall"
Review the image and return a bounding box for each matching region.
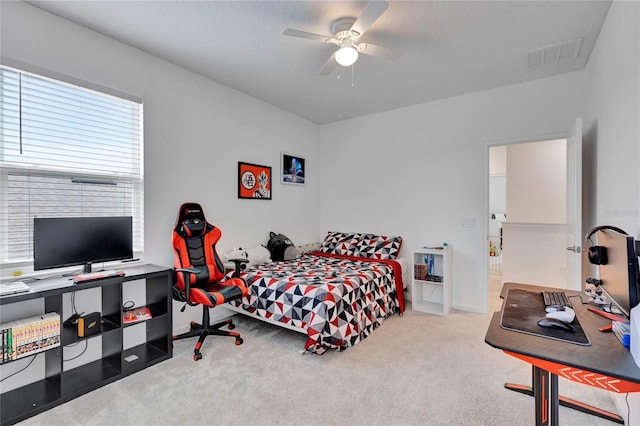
[506,139,566,224]
[582,1,640,421]
[320,73,585,312]
[489,177,506,215]
[1,1,321,329]
[583,0,640,240]
[502,223,568,288]
[489,145,507,177]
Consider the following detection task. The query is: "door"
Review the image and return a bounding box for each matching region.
[565,117,583,291]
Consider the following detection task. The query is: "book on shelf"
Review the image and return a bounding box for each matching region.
[1,312,61,363]
[122,307,152,324]
[413,264,443,282]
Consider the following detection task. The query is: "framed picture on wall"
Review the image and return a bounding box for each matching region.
[238,162,272,199]
[281,152,305,185]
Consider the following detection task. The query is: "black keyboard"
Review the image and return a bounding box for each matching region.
[542,290,572,308]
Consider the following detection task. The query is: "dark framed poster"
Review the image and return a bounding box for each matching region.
[238,162,272,199]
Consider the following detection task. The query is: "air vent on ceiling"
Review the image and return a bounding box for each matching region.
[527,37,583,67]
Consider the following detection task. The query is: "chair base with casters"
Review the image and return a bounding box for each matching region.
[173,304,243,361]
[172,261,248,361]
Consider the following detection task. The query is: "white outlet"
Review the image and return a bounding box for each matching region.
[461,217,477,228]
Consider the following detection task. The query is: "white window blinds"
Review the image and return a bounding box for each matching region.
[0,66,144,266]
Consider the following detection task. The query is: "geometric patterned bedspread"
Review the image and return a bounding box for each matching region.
[229,252,403,354]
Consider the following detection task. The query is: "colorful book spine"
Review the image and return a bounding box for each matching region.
[0,313,60,364]
[414,261,443,283]
[414,263,429,281]
[1,329,5,363]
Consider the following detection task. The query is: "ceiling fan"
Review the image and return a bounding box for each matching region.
[283,0,401,75]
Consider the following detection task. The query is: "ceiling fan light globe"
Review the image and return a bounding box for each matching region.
[335,46,358,67]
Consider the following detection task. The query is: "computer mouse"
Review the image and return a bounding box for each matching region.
[545,306,575,323]
[537,317,574,332]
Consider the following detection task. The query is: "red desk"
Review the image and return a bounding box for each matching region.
[485,283,640,425]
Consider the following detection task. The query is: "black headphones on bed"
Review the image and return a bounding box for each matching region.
[584,225,628,265]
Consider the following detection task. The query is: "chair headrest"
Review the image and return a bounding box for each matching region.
[179,203,205,221]
[182,218,206,237]
[174,202,209,236]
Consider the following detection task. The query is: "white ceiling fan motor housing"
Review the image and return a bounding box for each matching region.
[330,17,361,43]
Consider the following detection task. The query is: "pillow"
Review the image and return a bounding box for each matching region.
[297,241,321,255]
[354,234,402,260]
[267,232,297,261]
[320,231,360,256]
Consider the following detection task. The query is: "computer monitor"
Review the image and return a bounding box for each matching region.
[34,216,133,273]
[597,229,640,318]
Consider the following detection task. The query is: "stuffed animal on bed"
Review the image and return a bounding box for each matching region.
[222,247,247,270]
[267,232,298,261]
[223,246,271,269]
[245,245,271,266]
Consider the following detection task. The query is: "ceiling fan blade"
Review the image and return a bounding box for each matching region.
[283,28,332,43]
[358,43,401,60]
[351,0,389,36]
[318,52,336,76]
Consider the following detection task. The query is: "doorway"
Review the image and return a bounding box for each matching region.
[488,138,569,300]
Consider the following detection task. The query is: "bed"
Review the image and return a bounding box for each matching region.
[226,232,405,354]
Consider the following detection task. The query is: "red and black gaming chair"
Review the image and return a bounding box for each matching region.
[172,202,249,361]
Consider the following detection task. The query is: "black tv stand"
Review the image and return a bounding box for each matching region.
[0,264,172,426]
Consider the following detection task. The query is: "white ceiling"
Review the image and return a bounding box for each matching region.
[26,0,612,125]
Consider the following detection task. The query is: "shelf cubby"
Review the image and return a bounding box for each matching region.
[0,264,172,426]
[411,247,452,315]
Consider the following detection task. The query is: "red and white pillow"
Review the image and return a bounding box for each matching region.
[320,231,402,260]
[319,231,361,256]
[354,234,402,260]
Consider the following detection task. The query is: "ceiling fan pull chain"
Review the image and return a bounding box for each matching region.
[351,64,355,88]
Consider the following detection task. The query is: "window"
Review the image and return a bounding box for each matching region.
[0,65,143,269]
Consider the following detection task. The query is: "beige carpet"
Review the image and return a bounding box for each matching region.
[20,271,619,425]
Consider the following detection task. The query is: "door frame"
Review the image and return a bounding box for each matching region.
[482,130,570,313]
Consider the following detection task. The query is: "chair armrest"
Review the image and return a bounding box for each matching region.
[228,258,249,278]
[174,268,200,306]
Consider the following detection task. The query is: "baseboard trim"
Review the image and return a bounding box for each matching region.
[452,303,486,314]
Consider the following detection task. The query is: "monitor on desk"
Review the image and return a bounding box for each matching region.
[34,216,133,273]
[597,229,640,318]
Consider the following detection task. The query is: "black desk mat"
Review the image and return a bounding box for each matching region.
[500,289,591,346]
